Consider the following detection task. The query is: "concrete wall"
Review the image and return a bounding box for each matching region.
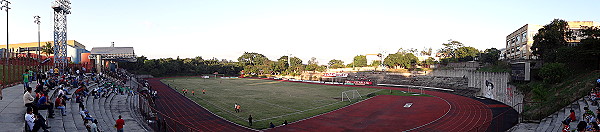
[432,70,524,113]
[430,70,472,78]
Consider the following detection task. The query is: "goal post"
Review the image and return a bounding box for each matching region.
[341,90,362,102]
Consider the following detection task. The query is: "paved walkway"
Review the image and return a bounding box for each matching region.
[0,84,29,132]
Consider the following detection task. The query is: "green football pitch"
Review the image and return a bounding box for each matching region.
[161,77,427,129]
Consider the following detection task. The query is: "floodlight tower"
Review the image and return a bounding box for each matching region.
[52,0,71,68]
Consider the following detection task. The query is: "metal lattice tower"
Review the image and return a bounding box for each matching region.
[52,0,71,68]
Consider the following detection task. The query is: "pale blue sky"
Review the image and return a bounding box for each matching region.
[1,0,599,64]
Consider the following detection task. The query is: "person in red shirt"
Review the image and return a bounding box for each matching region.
[569,110,577,122]
[115,115,125,132]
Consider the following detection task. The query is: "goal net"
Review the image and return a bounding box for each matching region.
[341,90,362,102]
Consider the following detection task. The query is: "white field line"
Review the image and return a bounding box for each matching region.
[255,89,383,122]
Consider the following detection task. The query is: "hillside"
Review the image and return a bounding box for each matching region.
[521,70,600,120]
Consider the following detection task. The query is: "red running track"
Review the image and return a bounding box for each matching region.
[147,78,252,132]
[270,95,451,131]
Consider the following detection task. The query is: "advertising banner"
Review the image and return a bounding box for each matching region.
[323,73,349,77]
[345,81,372,85]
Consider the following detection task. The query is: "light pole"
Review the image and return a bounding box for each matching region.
[34,15,40,62]
[1,0,9,63]
[1,0,10,93]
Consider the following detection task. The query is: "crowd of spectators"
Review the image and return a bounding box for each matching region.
[22,67,133,132]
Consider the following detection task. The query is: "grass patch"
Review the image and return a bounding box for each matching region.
[161,77,430,129]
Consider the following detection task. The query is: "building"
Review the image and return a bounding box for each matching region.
[505,21,600,60]
[505,24,543,60]
[0,40,89,63]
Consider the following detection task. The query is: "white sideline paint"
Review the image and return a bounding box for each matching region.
[404,103,413,108]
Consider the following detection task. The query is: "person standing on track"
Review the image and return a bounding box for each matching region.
[248,115,253,126]
[202,89,206,94]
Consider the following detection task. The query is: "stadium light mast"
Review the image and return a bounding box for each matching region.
[288,54,291,67]
[52,0,71,69]
[34,15,40,61]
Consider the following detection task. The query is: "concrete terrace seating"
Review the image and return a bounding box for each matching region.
[42,80,148,132]
[510,96,597,132]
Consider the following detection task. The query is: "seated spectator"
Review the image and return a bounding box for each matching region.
[32,113,51,132]
[55,96,67,116]
[578,121,587,132]
[36,94,55,118]
[25,107,35,131]
[23,87,37,113]
[562,121,570,132]
[89,119,99,132]
[570,110,577,122]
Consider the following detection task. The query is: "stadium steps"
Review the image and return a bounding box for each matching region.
[110,94,146,131]
[511,97,585,132]
[99,92,113,131]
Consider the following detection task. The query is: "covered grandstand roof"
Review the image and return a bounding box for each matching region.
[89,47,136,62]
[90,47,134,55]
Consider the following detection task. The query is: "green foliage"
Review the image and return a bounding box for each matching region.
[531,19,573,62]
[327,59,345,69]
[41,42,53,56]
[438,40,464,59]
[370,60,382,67]
[350,55,367,67]
[120,56,243,77]
[477,61,510,73]
[384,52,418,68]
[455,46,480,61]
[479,48,501,64]
[538,63,567,84]
[237,52,269,65]
[530,83,550,102]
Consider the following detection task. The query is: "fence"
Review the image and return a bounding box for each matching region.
[1,52,94,89]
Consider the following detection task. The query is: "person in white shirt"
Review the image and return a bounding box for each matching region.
[25,107,35,131]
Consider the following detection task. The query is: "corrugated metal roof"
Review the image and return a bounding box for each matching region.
[90,47,134,55]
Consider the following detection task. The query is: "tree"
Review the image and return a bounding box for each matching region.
[305,57,319,71]
[576,26,600,69]
[328,59,344,69]
[439,40,464,59]
[538,63,567,84]
[41,42,53,56]
[479,48,501,64]
[351,55,367,67]
[531,19,573,62]
[422,57,437,68]
[455,46,480,61]
[420,47,433,56]
[237,52,269,65]
[384,52,418,68]
[370,60,382,67]
[308,57,318,65]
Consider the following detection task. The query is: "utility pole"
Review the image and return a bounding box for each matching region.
[1,0,10,93]
[34,15,40,62]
